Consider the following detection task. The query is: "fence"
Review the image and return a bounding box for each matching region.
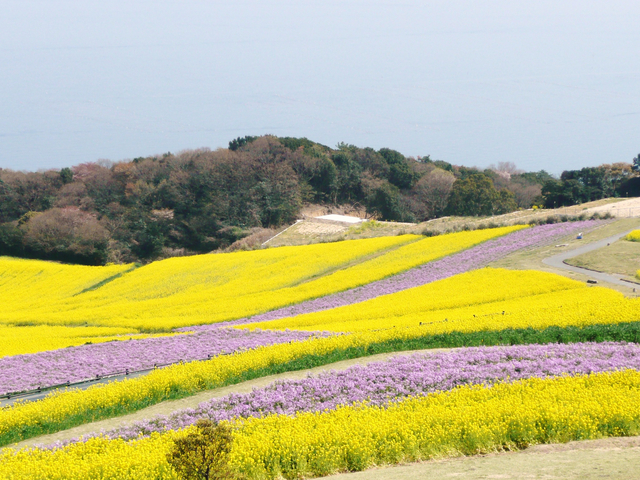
[602,206,640,218]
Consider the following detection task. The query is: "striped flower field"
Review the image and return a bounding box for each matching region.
[2,219,640,479]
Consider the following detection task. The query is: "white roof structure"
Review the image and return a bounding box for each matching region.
[315,214,366,224]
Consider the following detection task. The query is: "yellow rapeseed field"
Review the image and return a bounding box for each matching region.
[0,257,132,310]
[2,262,637,449]
[248,268,640,334]
[1,227,521,331]
[0,325,176,358]
[2,371,640,479]
[230,370,640,478]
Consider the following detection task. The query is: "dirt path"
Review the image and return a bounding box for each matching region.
[10,348,450,450]
[327,436,640,479]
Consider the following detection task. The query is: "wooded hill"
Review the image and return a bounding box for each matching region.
[1,136,638,265]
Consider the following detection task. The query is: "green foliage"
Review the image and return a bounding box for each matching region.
[541,164,638,208]
[433,160,453,171]
[633,153,640,172]
[365,183,412,222]
[59,167,73,185]
[515,170,554,185]
[446,174,517,216]
[278,137,330,156]
[228,136,258,151]
[0,223,24,257]
[2,136,633,265]
[167,419,235,480]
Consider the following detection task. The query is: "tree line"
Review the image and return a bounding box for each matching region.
[0,136,638,265]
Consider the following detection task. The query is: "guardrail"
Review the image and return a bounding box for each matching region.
[0,353,230,402]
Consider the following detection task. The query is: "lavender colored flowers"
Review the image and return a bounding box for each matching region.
[0,328,331,395]
[80,341,640,443]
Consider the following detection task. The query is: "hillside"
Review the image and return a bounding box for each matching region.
[2,135,637,265]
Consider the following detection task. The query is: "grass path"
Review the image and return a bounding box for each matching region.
[9,348,450,450]
[327,436,640,480]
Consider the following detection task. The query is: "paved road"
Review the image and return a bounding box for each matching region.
[542,228,640,287]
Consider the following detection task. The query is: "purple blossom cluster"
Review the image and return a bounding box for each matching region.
[189,220,600,329]
[71,341,640,444]
[0,328,330,395]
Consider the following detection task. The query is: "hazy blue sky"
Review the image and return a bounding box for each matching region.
[1,1,639,173]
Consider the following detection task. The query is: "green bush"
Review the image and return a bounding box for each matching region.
[167,420,236,480]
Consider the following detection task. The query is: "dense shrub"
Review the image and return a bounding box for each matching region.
[167,420,235,480]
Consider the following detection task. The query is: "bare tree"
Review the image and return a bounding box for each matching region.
[411,168,455,220]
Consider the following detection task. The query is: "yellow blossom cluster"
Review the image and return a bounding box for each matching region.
[625,229,640,242]
[2,263,637,448]
[0,325,176,358]
[249,268,640,333]
[2,371,640,479]
[1,227,521,332]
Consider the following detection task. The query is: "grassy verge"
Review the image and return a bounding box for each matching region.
[3,321,640,448]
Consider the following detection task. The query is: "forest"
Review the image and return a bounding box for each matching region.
[1,135,638,265]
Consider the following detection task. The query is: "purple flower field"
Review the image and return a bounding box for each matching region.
[0,328,330,395]
[67,341,640,444]
[191,220,601,329]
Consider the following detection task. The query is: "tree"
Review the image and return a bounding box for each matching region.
[633,153,640,172]
[409,168,455,220]
[445,174,517,216]
[21,207,109,265]
[365,182,407,221]
[59,167,73,184]
[228,135,257,151]
[167,420,235,480]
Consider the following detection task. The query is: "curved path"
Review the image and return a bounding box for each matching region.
[542,228,640,287]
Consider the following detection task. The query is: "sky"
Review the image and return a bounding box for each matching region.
[1,0,639,174]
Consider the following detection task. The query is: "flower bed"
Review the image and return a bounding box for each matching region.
[210,220,600,328]
[76,342,640,443]
[0,328,330,396]
[4,370,640,479]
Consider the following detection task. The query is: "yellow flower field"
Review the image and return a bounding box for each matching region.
[230,370,640,478]
[2,264,638,447]
[247,268,640,334]
[0,325,177,358]
[0,257,132,310]
[2,371,640,479]
[1,227,521,331]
